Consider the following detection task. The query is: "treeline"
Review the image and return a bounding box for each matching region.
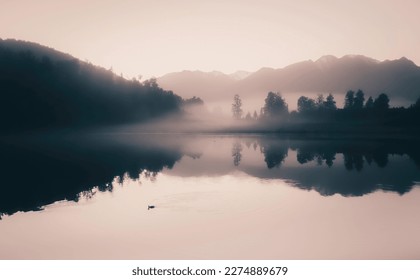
[0,40,183,132]
[234,90,420,133]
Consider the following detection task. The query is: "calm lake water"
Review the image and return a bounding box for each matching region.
[0,133,419,259]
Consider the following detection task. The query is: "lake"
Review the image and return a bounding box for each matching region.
[0,133,419,259]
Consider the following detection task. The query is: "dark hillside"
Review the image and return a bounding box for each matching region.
[0,39,182,132]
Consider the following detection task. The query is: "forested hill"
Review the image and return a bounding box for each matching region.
[0,39,182,132]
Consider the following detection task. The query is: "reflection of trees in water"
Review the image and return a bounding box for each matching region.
[231,137,289,169]
[259,137,420,196]
[77,170,158,201]
[343,153,364,171]
[244,139,253,149]
[295,145,337,167]
[232,141,243,166]
[342,148,391,170]
[0,136,183,218]
[320,150,336,167]
[291,141,418,171]
[259,139,288,169]
[79,189,98,200]
[2,135,420,218]
[238,137,420,171]
[253,142,258,151]
[371,152,389,168]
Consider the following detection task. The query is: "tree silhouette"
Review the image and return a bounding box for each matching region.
[354,89,365,109]
[414,97,420,109]
[316,94,326,110]
[344,90,355,109]
[365,96,374,109]
[297,96,316,113]
[232,94,243,119]
[324,94,337,110]
[262,92,288,118]
[373,93,390,110]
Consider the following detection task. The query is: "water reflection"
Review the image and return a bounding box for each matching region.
[237,137,420,196]
[231,141,243,167]
[291,140,395,170]
[259,138,288,168]
[0,133,184,217]
[1,133,419,218]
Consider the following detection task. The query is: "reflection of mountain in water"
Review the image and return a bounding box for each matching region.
[1,134,420,218]
[0,134,183,217]
[241,137,420,197]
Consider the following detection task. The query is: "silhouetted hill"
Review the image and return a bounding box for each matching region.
[0,39,182,132]
[157,55,420,106]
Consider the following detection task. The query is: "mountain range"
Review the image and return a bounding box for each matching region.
[2,38,419,114]
[157,55,420,109]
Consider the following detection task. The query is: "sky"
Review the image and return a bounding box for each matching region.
[1,0,420,78]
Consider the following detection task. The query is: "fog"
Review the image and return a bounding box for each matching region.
[104,105,257,134]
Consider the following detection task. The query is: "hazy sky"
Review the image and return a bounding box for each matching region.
[1,0,419,78]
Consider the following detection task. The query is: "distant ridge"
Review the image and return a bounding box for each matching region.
[157,55,420,105]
